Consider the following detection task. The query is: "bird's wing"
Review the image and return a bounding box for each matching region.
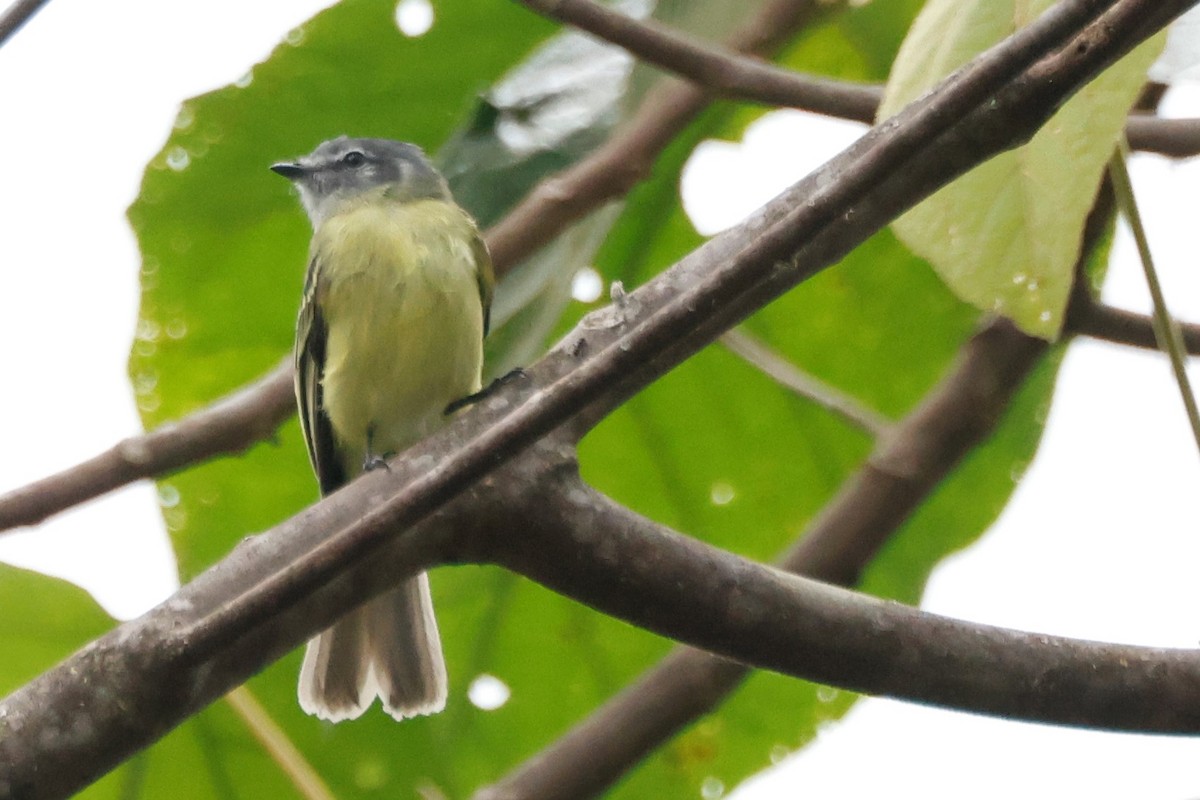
[295,256,346,495]
[471,231,495,338]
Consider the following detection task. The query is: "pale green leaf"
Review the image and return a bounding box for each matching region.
[879,0,1162,338]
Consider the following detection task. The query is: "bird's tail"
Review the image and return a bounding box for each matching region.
[297,573,448,722]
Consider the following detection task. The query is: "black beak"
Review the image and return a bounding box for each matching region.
[270,161,308,180]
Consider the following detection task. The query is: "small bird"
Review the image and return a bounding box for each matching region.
[272,137,493,721]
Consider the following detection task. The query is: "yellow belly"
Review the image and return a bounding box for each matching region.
[313,199,485,477]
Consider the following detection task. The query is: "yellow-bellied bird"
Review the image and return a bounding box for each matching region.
[272,137,493,721]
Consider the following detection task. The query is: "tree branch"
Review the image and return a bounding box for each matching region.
[0,362,294,532]
[1059,149,1200,354]
[558,0,1159,435]
[493,468,1200,735]
[1,2,1193,795]
[1126,113,1200,158]
[513,0,881,121]
[1068,294,1200,352]
[476,316,1047,800]
[515,0,1200,159]
[0,0,50,47]
[477,146,1121,800]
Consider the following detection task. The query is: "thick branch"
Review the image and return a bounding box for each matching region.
[477,317,1047,800]
[562,0,1155,434]
[490,466,1200,733]
[1,1,1193,795]
[0,472,471,800]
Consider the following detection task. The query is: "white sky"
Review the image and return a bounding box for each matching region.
[1,2,1198,798]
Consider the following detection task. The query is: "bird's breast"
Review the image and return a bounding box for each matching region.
[312,200,485,470]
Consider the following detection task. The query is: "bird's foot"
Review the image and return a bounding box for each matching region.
[363,454,390,472]
[362,424,393,472]
[362,446,395,473]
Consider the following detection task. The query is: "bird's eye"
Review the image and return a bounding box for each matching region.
[342,151,366,167]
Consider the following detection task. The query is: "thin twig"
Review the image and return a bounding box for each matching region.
[1068,297,1200,351]
[719,328,891,436]
[0,362,294,533]
[514,0,880,120]
[1126,113,1200,158]
[0,0,50,47]
[1107,142,1200,450]
[223,688,334,800]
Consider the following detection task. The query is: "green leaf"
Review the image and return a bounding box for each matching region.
[0,565,113,696]
[833,0,928,77]
[84,700,304,800]
[878,0,1163,339]
[0,565,299,800]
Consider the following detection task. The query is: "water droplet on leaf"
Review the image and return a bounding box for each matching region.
[157,484,181,508]
[700,776,725,800]
[165,147,190,172]
[710,482,735,506]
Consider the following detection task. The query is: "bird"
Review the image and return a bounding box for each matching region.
[272,136,493,721]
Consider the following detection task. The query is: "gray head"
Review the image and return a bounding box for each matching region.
[271,136,451,227]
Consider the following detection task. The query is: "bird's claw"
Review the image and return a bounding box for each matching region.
[363,454,391,473]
